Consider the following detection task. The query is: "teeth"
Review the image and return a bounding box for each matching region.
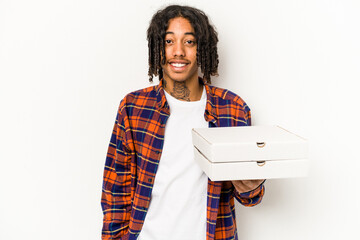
[171,63,186,67]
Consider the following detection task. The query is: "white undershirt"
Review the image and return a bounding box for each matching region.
[138,87,208,240]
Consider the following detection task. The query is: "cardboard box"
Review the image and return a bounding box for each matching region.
[191,125,308,181]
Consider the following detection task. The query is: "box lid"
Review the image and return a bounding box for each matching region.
[191,125,308,162]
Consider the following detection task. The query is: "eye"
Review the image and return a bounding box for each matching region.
[165,39,172,44]
[186,40,196,45]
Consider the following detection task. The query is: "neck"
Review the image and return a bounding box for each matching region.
[163,76,203,102]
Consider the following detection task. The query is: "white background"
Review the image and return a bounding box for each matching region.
[1,0,359,239]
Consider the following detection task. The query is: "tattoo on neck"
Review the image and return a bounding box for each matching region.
[170,82,191,101]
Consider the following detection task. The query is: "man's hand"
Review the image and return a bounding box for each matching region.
[232,179,265,194]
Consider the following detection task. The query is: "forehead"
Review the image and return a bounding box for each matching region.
[166,17,195,34]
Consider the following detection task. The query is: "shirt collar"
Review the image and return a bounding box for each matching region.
[155,77,218,123]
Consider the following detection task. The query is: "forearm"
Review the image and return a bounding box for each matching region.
[101,157,132,239]
[101,195,131,239]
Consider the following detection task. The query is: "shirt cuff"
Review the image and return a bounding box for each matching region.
[233,180,266,206]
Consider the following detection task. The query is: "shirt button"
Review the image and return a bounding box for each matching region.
[155,150,160,154]
[148,178,153,183]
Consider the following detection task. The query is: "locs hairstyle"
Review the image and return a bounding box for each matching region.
[147,5,219,83]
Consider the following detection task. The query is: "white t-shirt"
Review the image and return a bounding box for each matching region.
[138,87,208,240]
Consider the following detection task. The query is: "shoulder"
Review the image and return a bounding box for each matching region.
[123,85,157,102]
[119,85,158,109]
[207,85,252,126]
[207,85,250,111]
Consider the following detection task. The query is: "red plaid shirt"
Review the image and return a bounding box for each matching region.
[101,79,265,240]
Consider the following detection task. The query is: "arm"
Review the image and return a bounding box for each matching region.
[101,100,132,239]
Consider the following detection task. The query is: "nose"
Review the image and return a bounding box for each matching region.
[173,42,185,57]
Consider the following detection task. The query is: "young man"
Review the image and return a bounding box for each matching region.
[101,5,265,240]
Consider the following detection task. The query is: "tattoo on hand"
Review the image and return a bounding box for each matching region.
[170,82,190,101]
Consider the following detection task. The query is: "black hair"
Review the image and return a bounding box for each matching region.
[147,5,219,83]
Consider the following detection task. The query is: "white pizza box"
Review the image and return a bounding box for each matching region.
[191,125,308,181]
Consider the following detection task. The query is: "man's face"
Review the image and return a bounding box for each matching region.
[161,17,198,83]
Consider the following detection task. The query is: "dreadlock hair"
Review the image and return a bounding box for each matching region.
[147,5,219,84]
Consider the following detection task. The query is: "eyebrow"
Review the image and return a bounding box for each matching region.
[165,31,195,36]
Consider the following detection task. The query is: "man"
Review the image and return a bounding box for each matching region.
[101,5,265,240]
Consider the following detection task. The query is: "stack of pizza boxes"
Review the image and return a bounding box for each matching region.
[191,125,308,181]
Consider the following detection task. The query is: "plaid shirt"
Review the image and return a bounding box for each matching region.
[101,79,265,240]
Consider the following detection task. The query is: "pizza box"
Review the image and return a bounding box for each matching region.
[191,125,308,181]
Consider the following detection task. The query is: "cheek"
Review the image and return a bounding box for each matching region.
[189,49,197,61]
[160,47,170,64]
[164,46,172,58]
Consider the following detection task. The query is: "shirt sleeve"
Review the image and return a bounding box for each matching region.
[233,181,265,207]
[101,100,133,239]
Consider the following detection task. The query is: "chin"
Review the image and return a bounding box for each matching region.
[164,72,198,83]
[163,74,186,82]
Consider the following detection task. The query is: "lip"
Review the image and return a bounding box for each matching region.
[168,60,190,71]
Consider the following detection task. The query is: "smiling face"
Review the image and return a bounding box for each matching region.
[161,17,198,84]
